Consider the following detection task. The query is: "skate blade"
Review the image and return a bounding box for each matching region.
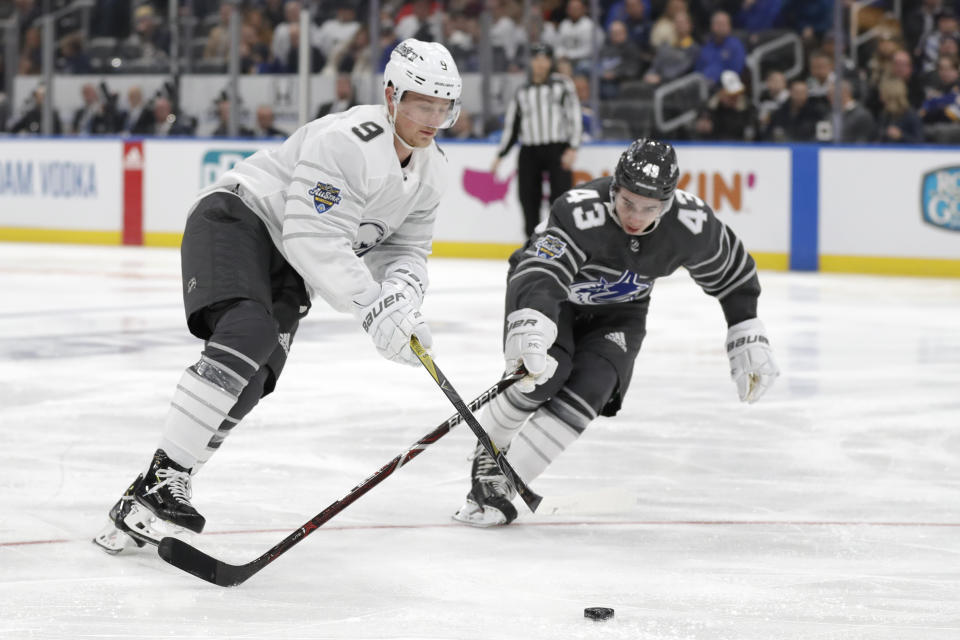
[452,501,509,528]
[92,519,138,555]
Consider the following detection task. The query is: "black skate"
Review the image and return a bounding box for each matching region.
[93,450,205,553]
[452,442,518,527]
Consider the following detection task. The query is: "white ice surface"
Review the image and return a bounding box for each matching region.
[1,243,959,640]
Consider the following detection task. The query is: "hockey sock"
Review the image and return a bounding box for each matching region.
[479,386,541,450]
[507,386,596,482]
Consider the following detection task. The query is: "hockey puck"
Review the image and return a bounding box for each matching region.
[584,607,614,621]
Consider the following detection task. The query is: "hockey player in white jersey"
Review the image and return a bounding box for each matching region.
[94,39,462,553]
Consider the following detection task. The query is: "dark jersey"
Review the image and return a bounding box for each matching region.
[506,176,760,326]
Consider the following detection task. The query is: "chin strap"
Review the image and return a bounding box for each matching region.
[385,99,418,151]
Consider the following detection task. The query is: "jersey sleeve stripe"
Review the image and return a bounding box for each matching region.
[508,265,569,290]
[714,263,758,300]
[514,255,576,282]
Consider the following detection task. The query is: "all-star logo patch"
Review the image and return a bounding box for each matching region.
[309,181,342,214]
[534,234,567,260]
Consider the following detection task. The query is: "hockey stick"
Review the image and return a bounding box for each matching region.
[157,368,525,587]
[410,335,543,514]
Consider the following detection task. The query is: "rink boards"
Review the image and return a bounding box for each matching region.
[0,138,958,277]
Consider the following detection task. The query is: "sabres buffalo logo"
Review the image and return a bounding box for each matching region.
[309,181,342,214]
[570,271,651,304]
[353,220,387,256]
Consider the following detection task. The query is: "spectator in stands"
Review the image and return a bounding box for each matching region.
[555,0,606,73]
[905,0,944,60]
[694,70,757,141]
[756,70,789,133]
[315,72,358,119]
[777,0,832,49]
[72,83,111,135]
[244,6,274,51]
[735,0,783,41]
[490,0,524,71]
[270,22,324,73]
[212,99,253,137]
[598,20,645,99]
[238,23,270,73]
[875,77,924,143]
[252,105,288,138]
[605,0,651,41]
[315,1,360,62]
[327,24,372,74]
[203,3,232,60]
[919,54,960,123]
[127,4,170,63]
[806,49,835,110]
[765,78,825,141]
[395,0,443,42]
[444,9,478,72]
[643,9,699,86]
[271,1,304,65]
[866,30,904,91]
[19,25,41,75]
[695,10,745,87]
[262,0,286,30]
[890,49,926,108]
[830,79,876,142]
[572,73,597,140]
[919,9,960,73]
[10,85,62,134]
[649,0,688,49]
[123,86,154,135]
[58,32,93,74]
[149,97,193,136]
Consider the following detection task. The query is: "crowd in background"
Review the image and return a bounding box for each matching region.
[2,0,960,144]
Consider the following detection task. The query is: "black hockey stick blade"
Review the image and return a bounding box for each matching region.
[157,536,252,587]
[410,335,542,513]
[156,369,524,586]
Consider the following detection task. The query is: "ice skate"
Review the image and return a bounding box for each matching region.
[453,443,518,527]
[93,449,205,553]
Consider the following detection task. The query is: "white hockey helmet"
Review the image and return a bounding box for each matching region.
[383,38,462,129]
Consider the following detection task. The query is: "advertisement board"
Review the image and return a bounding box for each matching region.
[0,139,122,241]
[820,149,960,264]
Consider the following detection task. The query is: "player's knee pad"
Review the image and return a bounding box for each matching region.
[558,351,620,418]
[200,299,281,387]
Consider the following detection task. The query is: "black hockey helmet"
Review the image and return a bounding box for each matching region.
[611,138,679,202]
[528,42,554,60]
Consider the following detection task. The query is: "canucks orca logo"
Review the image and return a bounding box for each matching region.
[534,234,567,260]
[353,220,387,256]
[921,166,960,232]
[570,271,651,304]
[309,181,342,214]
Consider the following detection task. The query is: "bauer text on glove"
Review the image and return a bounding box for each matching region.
[504,308,559,392]
[726,318,779,403]
[354,282,432,366]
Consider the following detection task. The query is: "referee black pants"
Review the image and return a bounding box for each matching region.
[517,143,572,237]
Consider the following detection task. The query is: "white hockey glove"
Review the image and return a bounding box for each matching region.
[354,282,432,367]
[726,318,779,403]
[504,308,559,393]
[383,264,427,307]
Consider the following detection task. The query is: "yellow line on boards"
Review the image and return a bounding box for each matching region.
[820,255,960,278]
[0,228,122,245]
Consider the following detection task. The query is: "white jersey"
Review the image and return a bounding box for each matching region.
[194,105,447,313]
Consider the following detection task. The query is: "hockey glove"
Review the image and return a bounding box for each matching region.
[382,264,427,307]
[726,318,779,403]
[354,282,432,366]
[504,308,559,393]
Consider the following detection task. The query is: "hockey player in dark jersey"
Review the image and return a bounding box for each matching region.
[453,138,780,527]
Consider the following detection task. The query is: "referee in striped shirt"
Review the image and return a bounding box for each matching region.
[492,43,583,237]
